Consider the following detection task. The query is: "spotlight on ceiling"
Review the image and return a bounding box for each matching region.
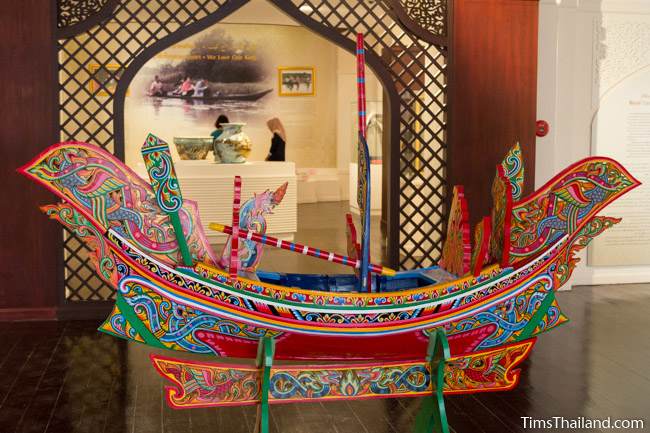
[299,4,314,14]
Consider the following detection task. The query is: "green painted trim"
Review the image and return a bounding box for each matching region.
[414,329,450,433]
[170,211,193,267]
[115,294,167,349]
[255,336,275,433]
[518,291,557,341]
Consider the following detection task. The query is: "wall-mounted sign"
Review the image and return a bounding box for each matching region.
[589,66,650,266]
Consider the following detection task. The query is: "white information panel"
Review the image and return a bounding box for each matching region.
[589,67,650,266]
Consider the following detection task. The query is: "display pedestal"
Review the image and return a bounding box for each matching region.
[136,160,297,243]
[348,162,382,215]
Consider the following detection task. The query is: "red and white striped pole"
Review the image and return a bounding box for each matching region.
[356,33,367,139]
[209,222,396,277]
[229,176,242,280]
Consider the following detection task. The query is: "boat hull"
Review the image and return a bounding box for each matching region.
[19,141,640,400]
[154,88,272,102]
[98,226,580,361]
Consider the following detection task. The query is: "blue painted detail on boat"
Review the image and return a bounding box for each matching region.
[255,270,438,294]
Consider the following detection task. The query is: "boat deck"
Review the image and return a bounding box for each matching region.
[254,267,456,293]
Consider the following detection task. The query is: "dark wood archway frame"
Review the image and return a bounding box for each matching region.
[54,0,450,312]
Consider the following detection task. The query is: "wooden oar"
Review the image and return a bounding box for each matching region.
[209,222,396,277]
[141,133,193,266]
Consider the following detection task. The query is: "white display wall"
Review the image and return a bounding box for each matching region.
[537,0,650,285]
[123,0,384,205]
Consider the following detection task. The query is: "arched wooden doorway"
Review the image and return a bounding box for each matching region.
[54,0,449,314]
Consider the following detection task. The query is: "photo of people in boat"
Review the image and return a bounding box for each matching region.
[124,23,330,166]
[139,28,273,104]
[279,67,314,96]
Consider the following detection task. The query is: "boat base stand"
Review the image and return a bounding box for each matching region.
[252,329,450,433]
[254,336,275,433]
[414,329,451,433]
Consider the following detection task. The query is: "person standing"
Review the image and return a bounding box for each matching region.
[265,117,286,161]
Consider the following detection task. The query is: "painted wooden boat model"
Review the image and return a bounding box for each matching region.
[19,139,638,381]
[18,36,639,433]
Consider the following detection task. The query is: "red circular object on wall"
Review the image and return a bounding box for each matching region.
[536,120,549,137]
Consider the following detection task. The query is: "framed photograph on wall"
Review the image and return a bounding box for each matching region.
[88,63,128,96]
[278,67,315,96]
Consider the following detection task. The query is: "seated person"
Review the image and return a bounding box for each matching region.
[148,75,163,96]
[179,76,194,96]
[194,78,208,98]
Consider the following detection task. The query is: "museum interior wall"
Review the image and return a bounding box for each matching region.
[10,0,636,317]
[66,0,384,205]
[123,23,342,169]
[0,0,529,318]
[537,0,650,286]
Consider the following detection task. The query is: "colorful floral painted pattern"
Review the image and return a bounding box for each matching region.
[104,258,281,353]
[150,339,534,408]
[470,216,492,277]
[195,261,503,311]
[101,228,565,350]
[509,158,639,265]
[42,202,118,286]
[20,142,217,267]
[141,133,184,213]
[501,143,524,201]
[550,216,621,287]
[109,228,551,324]
[440,274,568,350]
[440,186,471,276]
[99,303,145,343]
[490,165,513,266]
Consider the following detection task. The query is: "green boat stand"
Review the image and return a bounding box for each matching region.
[254,336,276,433]
[253,329,451,433]
[414,328,451,433]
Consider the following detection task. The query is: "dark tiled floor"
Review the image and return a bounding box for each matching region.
[1,202,649,433]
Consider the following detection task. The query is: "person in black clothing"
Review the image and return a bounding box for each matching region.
[211,114,229,140]
[265,117,286,161]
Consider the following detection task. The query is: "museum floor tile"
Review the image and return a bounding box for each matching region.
[0,202,648,433]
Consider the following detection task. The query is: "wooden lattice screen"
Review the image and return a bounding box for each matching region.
[55,0,449,306]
